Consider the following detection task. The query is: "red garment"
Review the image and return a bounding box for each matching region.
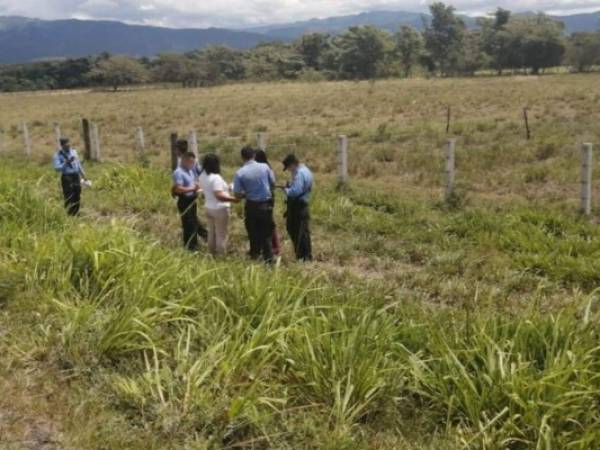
[272,226,282,256]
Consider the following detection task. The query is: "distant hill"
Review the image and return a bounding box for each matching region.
[248,10,600,39]
[0,10,599,65]
[0,16,268,64]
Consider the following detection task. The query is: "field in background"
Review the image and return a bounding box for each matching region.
[1,75,600,448]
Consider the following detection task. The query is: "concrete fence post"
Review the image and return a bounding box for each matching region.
[445,138,456,201]
[257,132,268,151]
[22,122,32,156]
[136,127,146,156]
[53,123,61,149]
[336,135,348,184]
[581,143,593,216]
[170,133,179,171]
[189,129,198,156]
[91,123,101,162]
[81,118,92,160]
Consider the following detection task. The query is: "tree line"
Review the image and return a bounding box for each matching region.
[2,3,600,92]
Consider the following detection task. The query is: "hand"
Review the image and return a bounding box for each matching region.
[68,157,75,163]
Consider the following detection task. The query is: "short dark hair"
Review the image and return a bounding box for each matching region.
[176,139,188,153]
[241,146,255,161]
[202,153,221,175]
[282,154,300,170]
[182,151,196,160]
[60,138,70,146]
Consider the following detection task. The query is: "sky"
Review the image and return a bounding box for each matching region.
[0,0,599,28]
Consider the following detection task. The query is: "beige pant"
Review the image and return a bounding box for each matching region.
[205,207,230,256]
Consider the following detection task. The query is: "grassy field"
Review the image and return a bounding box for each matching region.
[1,75,600,449]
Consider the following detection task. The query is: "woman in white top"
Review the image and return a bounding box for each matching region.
[199,154,240,256]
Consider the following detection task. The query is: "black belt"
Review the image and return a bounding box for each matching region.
[246,199,273,210]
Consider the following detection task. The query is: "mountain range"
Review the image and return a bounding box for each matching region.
[1,10,599,64]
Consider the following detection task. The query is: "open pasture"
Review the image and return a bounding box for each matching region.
[1,75,600,449]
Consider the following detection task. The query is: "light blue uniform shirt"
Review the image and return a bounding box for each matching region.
[285,164,313,203]
[172,166,198,198]
[53,148,85,176]
[233,160,275,202]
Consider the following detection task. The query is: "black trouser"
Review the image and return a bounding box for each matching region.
[286,199,312,261]
[245,201,274,263]
[177,195,207,251]
[61,174,81,216]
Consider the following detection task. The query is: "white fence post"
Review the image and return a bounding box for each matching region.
[22,122,32,156]
[257,132,268,151]
[189,129,198,156]
[581,143,593,216]
[91,123,101,162]
[136,127,146,156]
[445,138,456,201]
[336,135,348,184]
[53,122,61,149]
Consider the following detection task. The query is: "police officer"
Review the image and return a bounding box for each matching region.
[282,154,314,261]
[174,139,208,242]
[233,146,276,263]
[52,138,87,216]
[173,151,204,251]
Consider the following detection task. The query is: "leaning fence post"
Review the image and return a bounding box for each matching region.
[445,138,456,201]
[91,123,101,162]
[257,132,268,151]
[336,135,348,184]
[22,122,32,156]
[580,143,593,216]
[53,123,61,149]
[81,118,92,160]
[136,127,146,156]
[189,129,198,156]
[170,132,179,171]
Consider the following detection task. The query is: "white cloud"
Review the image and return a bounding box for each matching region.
[0,0,599,28]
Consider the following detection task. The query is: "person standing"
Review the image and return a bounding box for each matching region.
[254,150,282,257]
[233,146,276,263]
[173,152,203,252]
[52,138,87,216]
[198,153,239,256]
[173,139,208,241]
[282,154,314,261]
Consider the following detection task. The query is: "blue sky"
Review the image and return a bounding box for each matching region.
[0,0,599,28]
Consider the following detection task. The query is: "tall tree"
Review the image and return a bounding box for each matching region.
[505,14,566,74]
[566,32,600,72]
[479,8,512,74]
[90,55,148,90]
[423,2,466,76]
[337,26,391,79]
[395,25,423,77]
[296,33,331,70]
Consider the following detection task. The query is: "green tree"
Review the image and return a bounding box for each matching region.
[395,25,423,77]
[424,2,466,76]
[195,45,246,80]
[566,32,600,72]
[296,33,331,70]
[505,14,566,74]
[336,26,391,79]
[245,43,304,80]
[479,8,512,74]
[90,55,148,90]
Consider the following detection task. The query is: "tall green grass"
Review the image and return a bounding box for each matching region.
[1,160,599,448]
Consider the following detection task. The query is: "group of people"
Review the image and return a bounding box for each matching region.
[172,139,314,262]
[52,137,314,263]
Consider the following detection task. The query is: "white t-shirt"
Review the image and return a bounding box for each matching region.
[199,172,231,209]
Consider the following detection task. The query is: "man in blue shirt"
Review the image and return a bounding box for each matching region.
[176,139,203,176]
[53,138,87,216]
[233,146,276,262]
[282,154,314,261]
[172,152,206,251]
